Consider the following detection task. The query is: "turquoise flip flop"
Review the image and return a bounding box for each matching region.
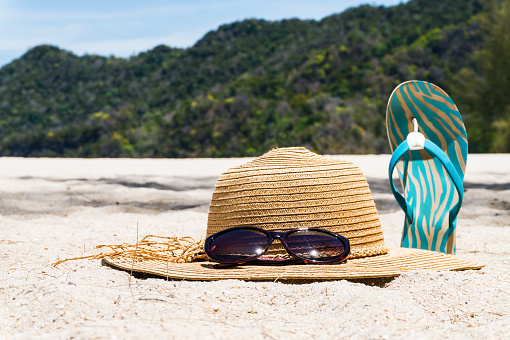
[386,80,468,254]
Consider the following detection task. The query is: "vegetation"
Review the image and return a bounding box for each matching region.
[0,0,508,157]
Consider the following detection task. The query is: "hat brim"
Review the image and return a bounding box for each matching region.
[102,248,484,281]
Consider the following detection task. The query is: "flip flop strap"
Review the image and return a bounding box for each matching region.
[388,139,464,225]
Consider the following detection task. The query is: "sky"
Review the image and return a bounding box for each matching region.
[0,0,407,67]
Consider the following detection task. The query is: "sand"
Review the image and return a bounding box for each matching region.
[1,154,509,339]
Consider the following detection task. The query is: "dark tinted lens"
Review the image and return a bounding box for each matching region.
[286,230,345,262]
[207,229,269,262]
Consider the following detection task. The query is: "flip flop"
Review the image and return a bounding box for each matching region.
[386,80,468,254]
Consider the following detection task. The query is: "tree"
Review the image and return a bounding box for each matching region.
[482,0,510,151]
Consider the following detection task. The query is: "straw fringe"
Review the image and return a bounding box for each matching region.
[53,235,206,267]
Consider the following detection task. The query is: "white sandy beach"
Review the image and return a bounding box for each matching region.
[1,154,509,339]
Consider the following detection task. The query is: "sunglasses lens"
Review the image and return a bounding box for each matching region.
[207,228,269,262]
[286,230,346,262]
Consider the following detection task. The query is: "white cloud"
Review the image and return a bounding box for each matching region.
[0,0,408,67]
[0,2,225,24]
[68,33,204,57]
[0,32,205,67]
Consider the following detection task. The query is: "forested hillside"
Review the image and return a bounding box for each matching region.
[0,0,508,157]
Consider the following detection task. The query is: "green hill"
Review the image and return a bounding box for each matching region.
[0,0,508,157]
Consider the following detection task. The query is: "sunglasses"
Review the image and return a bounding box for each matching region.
[204,226,350,264]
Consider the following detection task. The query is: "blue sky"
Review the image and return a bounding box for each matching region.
[0,0,407,67]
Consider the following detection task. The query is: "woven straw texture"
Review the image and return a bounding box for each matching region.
[103,248,483,281]
[207,147,387,259]
[102,147,484,281]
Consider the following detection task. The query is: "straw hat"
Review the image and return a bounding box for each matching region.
[103,147,483,281]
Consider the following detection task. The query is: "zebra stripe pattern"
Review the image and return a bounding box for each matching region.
[386,81,468,254]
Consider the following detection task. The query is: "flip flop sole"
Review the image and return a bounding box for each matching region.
[386,81,468,254]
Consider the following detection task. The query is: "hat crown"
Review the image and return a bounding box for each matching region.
[207,147,388,259]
